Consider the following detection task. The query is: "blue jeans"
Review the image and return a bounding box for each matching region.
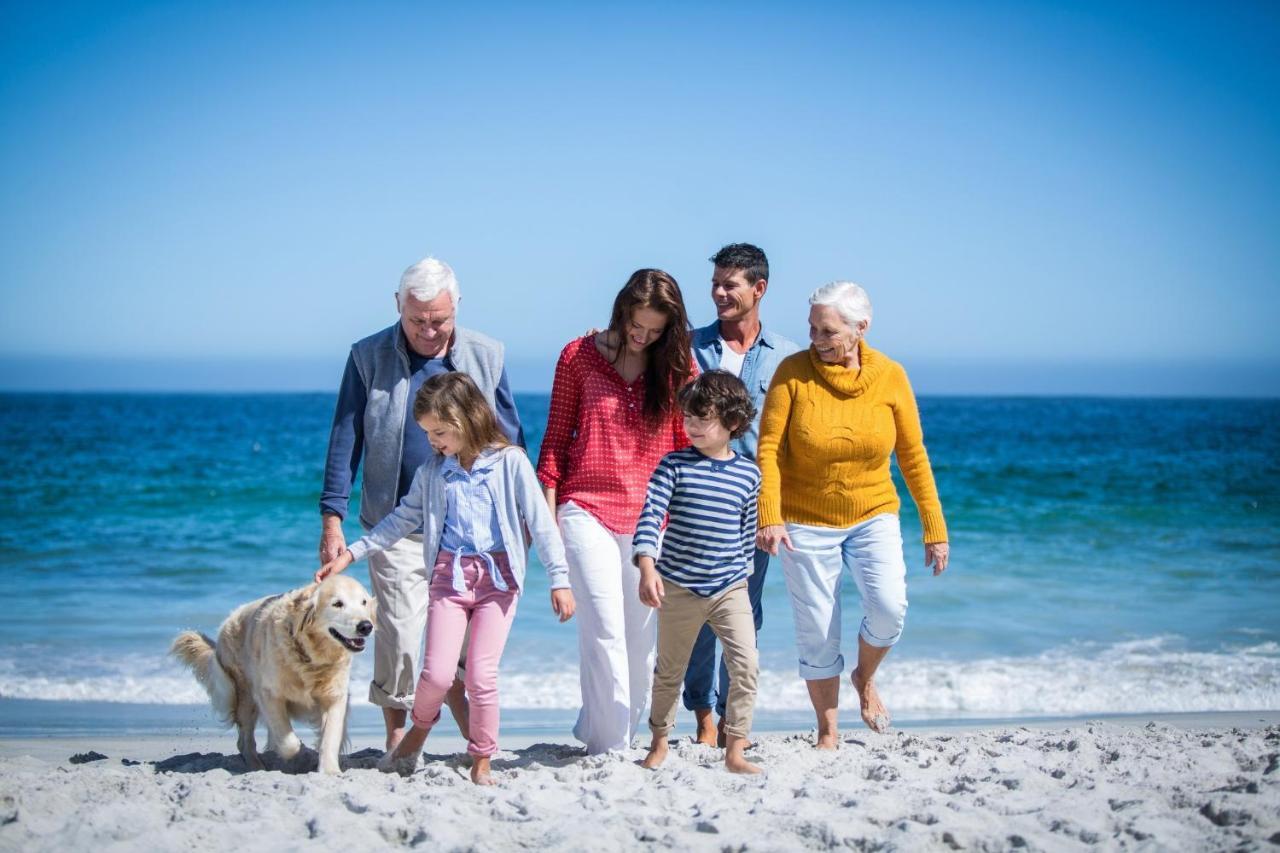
[681,548,770,716]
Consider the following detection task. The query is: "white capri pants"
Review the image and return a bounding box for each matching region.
[557,501,656,754]
[779,513,909,681]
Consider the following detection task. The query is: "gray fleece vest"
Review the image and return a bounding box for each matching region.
[349,322,505,529]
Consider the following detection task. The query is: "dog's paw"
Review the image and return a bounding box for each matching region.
[376,751,419,777]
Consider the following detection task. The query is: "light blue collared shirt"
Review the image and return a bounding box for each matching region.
[439,453,508,593]
[690,321,800,460]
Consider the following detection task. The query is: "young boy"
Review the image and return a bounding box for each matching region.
[633,371,762,774]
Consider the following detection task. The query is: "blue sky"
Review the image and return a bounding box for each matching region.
[1,1,1277,394]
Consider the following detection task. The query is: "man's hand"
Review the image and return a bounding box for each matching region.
[756,524,793,556]
[320,514,347,564]
[551,588,576,623]
[637,561,664,609]
[925,542,950,576]
[315,551,353,584]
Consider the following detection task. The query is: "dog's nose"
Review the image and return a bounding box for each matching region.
[356,620,373,637]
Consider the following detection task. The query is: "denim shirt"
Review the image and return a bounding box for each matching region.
[439,454,509,592]
[690,321,800,461]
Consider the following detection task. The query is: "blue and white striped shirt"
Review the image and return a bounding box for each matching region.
[632,447,761,597]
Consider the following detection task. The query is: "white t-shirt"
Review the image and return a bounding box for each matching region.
[718,338,746,377]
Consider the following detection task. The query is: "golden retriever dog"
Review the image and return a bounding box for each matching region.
[171,575,376,774]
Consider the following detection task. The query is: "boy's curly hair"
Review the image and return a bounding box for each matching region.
[677,370,757,440]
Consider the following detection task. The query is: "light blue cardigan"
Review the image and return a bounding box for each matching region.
[347,446,570,592]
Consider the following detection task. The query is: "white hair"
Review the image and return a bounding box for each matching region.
[809,280,872,331]
[398,257,460,306]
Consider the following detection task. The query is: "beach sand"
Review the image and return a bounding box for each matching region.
[1,712,1277,851]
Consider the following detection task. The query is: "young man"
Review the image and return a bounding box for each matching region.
[684,243,799,746]
[635,372,762,774]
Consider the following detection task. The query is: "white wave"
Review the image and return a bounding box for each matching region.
[2,637,1277,717]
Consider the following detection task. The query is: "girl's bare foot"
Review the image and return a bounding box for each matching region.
[724,734,762,774]
[377,725,428,775]
[694,709,718,747]
[470,756,494,786]
[850,668,890,733]
[641,737,669,769]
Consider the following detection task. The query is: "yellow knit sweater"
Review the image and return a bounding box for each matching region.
[756,342,947,543]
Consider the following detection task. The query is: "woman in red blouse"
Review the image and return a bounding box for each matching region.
[537,268,694,754]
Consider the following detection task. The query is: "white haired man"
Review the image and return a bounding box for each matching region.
[319,257,524,750]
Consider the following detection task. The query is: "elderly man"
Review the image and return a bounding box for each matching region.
[684,243,799,746]
[319,256,524,749]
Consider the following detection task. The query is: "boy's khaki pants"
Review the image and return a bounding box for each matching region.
[649,580,758,740]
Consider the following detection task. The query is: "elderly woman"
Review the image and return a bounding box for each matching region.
[756,281,949,748]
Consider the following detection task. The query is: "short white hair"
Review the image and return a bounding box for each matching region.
[398,257,460,306]
[809,280,872,331]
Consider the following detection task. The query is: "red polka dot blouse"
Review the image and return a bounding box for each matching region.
[536,334,691,534]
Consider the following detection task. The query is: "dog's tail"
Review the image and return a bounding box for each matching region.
[170,631,235,724]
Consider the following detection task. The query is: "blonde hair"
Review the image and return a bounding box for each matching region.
[412,372,510,460]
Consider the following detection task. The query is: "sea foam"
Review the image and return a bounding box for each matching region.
[2,636,1276,717]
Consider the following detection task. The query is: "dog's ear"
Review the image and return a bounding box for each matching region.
[294,583,321,635]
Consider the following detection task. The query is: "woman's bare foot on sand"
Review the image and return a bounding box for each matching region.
[850,668,890,733]
[724,734,762,774]
[470,756,494,785]
[641,737,669,769]
[694,708,718,747]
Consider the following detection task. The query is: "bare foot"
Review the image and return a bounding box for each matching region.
[377,725,427,776]
[815,730,840,750]
[724,735,762,774]
[715,716,727,749]
[382,707,408,752]
[470,756,494,786]
[850,668,890,733]
[640,737,669,770]
[693,709,717,747]
[445,678,470,741]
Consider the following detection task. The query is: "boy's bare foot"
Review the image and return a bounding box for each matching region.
[377,725,427,776]
[850,668,890,733]
[383,707,408,752]
[724,734,762,774]
[815,728,840,750]
[445,678,470,740]
[641,737,669,770]
[694,709,717,747]
[470,756,494,786]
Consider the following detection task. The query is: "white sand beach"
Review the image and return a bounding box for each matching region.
[2,712,1277,851]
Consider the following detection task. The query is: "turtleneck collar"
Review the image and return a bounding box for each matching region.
[806,339,889,398]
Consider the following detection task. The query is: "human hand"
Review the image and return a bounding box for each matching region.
[550,588,576,623]
[638,567,664,608]
[319,515,347,564]
[315,551,353,584]
[756,525,793,556]
[925,542,950,576]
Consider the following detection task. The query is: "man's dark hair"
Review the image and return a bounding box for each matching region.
[677,370,757,440]
[709,243,769,285]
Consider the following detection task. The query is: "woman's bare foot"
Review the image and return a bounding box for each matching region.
[693,709,718,747]
[445,678,470,741]
[377,724,428,775]
[724,734,762,774]
[641,737,669,770]
[470,756,494,786]
[850,668,890,733]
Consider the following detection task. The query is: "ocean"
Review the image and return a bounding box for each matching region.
[1,392,1277,735]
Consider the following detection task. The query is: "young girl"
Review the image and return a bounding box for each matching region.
[536,268,694,754]
[317,371,575,784]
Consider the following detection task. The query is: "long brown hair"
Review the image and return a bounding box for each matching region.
[606,268,692,423]
[412,372,512,461]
